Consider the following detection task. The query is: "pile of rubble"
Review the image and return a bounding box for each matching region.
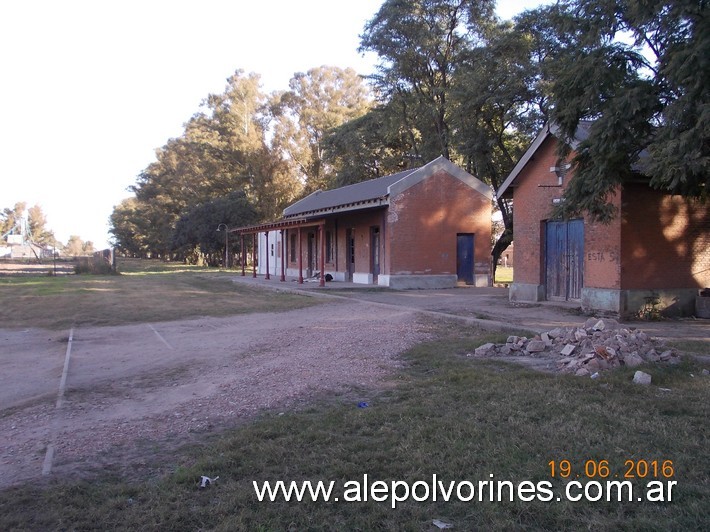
[471,317,681,377]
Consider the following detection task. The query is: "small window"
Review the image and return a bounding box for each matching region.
[290,233,296,262]
[325,231,333,263]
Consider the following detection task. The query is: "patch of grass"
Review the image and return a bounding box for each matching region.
[666,339,710,356]
[1,322,707,529]
[0,258,318,329]
[495,266,513,284]
[116,257,214,274]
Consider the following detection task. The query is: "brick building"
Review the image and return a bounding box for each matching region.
[234,156,493,289]
[498,122,710,317]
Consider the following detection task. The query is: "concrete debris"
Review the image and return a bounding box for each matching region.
[560,344,576,356]
[623,352,644,368]
[199,475,219,488]
[633,371,652,385]
[474,343,496,356]
[470,318,681,376]
[526,340,546,353]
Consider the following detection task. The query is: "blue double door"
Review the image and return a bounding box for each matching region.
[545,220,584,301]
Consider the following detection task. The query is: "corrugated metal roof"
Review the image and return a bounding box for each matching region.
[283,167,420,217]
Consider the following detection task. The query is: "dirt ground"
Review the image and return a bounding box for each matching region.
[0,260,75,276]
[0,300,428,489]
[1,279,707,490]
[242,277,710,342]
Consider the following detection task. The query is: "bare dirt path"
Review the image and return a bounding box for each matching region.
[0,300,428,489]
[4,281,706,491]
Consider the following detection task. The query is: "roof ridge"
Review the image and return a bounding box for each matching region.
[283,166,422,217]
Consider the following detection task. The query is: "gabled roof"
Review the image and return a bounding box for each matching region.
[283,168,415,218]
[284,156,493,219]
[497,121,592,199]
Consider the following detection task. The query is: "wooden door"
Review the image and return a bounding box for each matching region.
[346,228,354,281]
[370,226,380,283]
[545,220,584,300]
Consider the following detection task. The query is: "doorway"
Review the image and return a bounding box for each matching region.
[545,219,584,300]
[307,232,315,277]
[370,226,380,284]
[346,228,355,281]
[456,233,475,285]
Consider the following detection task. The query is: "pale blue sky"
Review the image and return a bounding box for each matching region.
[0,0,548,248]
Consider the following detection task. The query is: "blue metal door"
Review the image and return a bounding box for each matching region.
[545,220,584,300]
[457,234,474,285]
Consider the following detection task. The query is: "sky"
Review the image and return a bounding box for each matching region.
[1,0,548,249]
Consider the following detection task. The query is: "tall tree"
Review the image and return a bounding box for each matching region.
[118,71,290,257]
[451,17,550,268]
[64,235,86,257]
[359,0,550,272]
[542,0,709,221]
[270,66,372,193]
[323,104,415,186]
[129,73,266,231]
[109,197,150,256]
[1,202,26,237]
[27,204,55,246]
[171,191,258,265]
[360,0,497,161]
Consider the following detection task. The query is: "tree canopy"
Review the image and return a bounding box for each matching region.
[27,205,55,246]
[171,191,258,266]
[359,0,498,161]
[110,0,707,264]
[1,202,27,238]
[270,66,372,193]
[1,202,56,247]
[354,0,547,266]
[541,0,709,221]
[64,235,94,257]
[111,67,372,260]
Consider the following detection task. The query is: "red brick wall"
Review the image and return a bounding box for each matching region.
[334,210,386,276]
[499,243,514,267]
[582,196,622,290]
[621,184,710,289]
[284,169,492,282]
[387,170,492,276]
[511,136,623,290]
[285,211,386,278]
[513,135,710,295]
[285,226,323,274]
[512,136,567,286]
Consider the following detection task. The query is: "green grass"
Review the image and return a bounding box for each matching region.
[0,258,317,329]
[666,339,710,356]
[116,257,216,274]
[495,266,513,284]
[1,322,707,530]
